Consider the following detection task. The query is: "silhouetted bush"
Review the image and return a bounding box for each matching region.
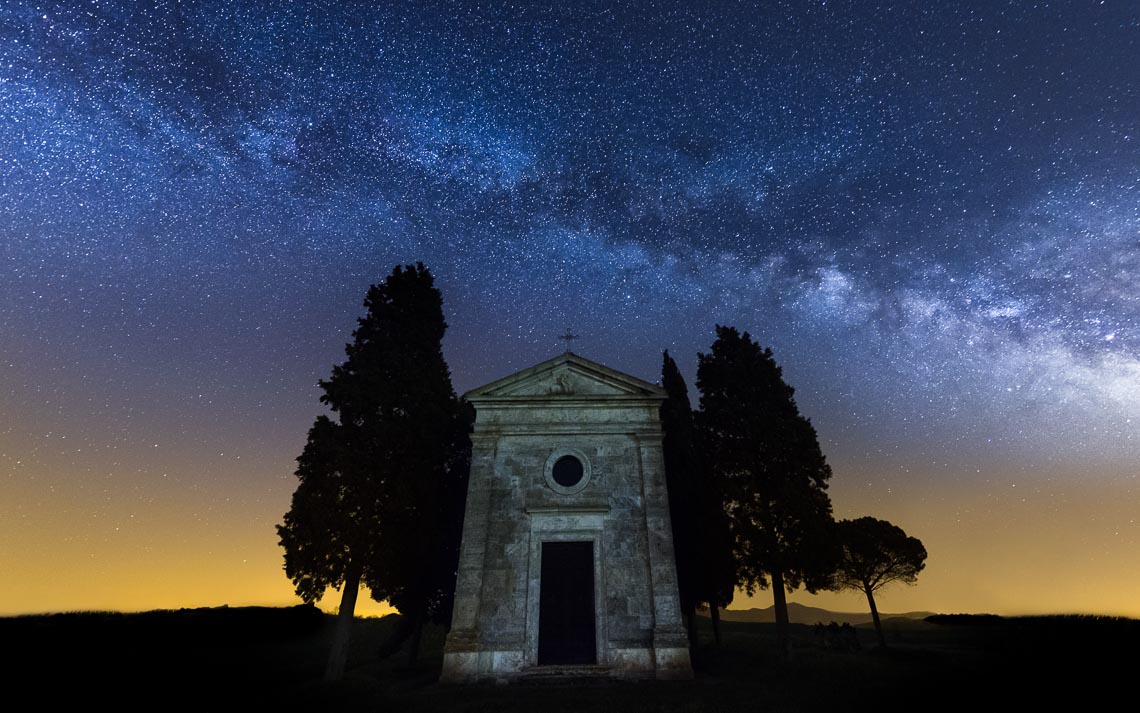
[813,621,862,651]
[925,613,1005,626]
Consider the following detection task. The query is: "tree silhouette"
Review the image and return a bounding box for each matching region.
[696,325,838,658]
[660,350,736,654]
[277,263,469,680]
[834,517,927,648]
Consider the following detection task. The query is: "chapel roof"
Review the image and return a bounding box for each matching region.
[464,351,665,402]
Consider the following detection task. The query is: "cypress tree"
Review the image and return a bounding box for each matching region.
[277,263,469,679]
[661,351,737,655]
[661,351,702,654]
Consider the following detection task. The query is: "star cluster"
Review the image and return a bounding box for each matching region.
[1,1,1137,616]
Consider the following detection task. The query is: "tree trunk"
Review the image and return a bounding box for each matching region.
[686,608,698,661]
[324,570,361,682]
[710,602,723,646]
[406,609,425,668]
[771,570,789,659]
[866,586,886,649]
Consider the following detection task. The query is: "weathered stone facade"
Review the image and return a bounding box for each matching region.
[441,353,692,682]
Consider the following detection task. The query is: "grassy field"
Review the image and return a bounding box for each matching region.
[5,606,1134,711]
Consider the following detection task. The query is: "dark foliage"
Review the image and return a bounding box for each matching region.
[812,621,862,652]
[925,614,1005,626]
[278,415,368,605]
[695,325,839,657]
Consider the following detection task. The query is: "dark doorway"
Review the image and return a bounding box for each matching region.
[537,540,596,665]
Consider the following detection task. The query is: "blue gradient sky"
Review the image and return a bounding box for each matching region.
[2,1,1136,616]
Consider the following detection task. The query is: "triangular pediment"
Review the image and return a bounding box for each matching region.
[465,353,665,401]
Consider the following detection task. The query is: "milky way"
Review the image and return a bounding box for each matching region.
[1,1,1137,615]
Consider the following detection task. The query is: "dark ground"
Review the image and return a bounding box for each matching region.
[5,606,1133,711]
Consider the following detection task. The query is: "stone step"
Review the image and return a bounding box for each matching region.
[515,664,615,684]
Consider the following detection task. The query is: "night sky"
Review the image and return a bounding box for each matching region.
[2,1,1137,617]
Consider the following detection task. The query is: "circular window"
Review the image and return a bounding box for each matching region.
[552,455,584,487]
[543,448,592,495]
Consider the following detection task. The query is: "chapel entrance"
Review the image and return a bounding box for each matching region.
[537,540,596,665]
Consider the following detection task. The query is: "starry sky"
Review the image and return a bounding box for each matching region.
[2,1,1137,618]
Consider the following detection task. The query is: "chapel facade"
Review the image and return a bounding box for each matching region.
[441,352,692,682]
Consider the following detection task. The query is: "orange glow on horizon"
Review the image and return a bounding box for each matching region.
[2,454,1137,619]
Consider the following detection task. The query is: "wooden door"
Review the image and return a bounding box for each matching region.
[537,541,596,665]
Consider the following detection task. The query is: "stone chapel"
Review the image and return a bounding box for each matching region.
[441,352,692,682]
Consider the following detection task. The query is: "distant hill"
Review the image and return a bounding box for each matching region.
[700,602,937,626]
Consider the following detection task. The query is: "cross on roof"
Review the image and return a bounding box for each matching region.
[558,330,579,353]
